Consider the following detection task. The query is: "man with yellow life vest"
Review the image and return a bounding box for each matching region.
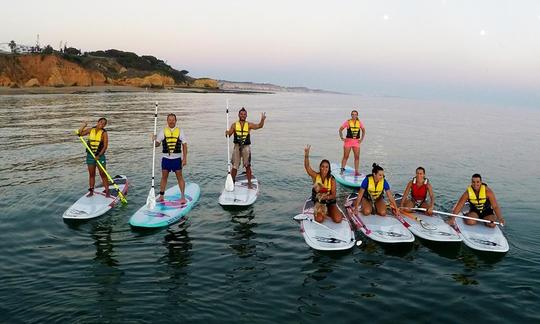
[78,118,109,197]
[400,167,435,215]
[225,107,266,189]
[153,113,188,204]
[450,174,504,228]
[304,145,343,223]
[339,110,366,176]
[353,163,400,216]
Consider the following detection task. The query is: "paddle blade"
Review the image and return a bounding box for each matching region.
[146,188,156,210]
[225,173,234,192]
[293,214,309,221]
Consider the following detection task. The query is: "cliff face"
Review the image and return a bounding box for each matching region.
[0,53,217,89]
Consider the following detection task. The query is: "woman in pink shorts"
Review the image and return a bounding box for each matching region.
[338,110,366,176]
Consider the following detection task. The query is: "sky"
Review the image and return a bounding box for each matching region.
[2,0,540,106]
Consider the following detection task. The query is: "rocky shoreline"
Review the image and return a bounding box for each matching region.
[0,85,274,96]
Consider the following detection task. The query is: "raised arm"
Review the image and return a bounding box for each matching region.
[249,112,266,130]
[78,121,91,136]
[304,145,317,179]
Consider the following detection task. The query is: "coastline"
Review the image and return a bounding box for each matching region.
[0,85,274,96]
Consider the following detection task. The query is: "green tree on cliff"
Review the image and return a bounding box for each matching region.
[8,40,17,53]
[42,45,54,54]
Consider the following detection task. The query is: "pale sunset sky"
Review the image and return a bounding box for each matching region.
[2,0,540,106]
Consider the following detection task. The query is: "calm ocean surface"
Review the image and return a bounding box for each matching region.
[0,92,539,323]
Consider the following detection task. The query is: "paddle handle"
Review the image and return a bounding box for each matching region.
[151,102,158,189]
[413,208,504,226]
[76,133,127,204]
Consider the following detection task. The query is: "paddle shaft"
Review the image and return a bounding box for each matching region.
[151,102,158,189]
[77,133,127,204]
[299,214,351,243]
[413,208,503,226]
[226,101,231,173]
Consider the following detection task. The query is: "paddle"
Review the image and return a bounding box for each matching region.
[399,208,437,230]
[293,213,361,246]
[224,100,234,192]
[76,131,127,205]
[344,195,372,235]
[411,208,504,226]
[146,102,159,209]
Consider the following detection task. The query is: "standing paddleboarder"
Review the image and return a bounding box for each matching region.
[153,113,188,204]
[78,118,109,197]
[338,110,365,176]
[225,107,266,189]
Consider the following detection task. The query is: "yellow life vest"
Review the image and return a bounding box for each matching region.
[87,128,103,154]
[346,119,361,139]
[367,175,384,200]
[468,184,487,212]
[234,121,250,145]
[162,127,182,154]
[314,174,332,192]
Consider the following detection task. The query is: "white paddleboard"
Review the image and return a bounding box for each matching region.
[63,175,128,220]
[331,163,365,188]
[297,198,356,251]
[129,182,200,228]
[219,172,259,206]
[454,209,509,253]
[345,193,414,243]
[393,194,462,242]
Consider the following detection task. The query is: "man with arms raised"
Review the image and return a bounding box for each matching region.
[225,107,266,189]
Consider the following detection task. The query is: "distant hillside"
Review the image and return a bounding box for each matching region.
[0,50,218,89]
[219,80,344,94]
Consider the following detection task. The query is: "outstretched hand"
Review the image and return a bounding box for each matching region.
[304,144,311,155]
[261,112,266,121]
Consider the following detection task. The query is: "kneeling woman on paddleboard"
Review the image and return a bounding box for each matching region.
[304,145,342,223]
[400,166,435,215]
[353,163,400,216]
[78,118,109,197]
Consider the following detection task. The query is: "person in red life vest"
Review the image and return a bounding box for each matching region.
[225,107,266,189]
[152,113,188,204]
[338,110,366,176]
[78,117,109,197]
[353,163,400,217]
[304,145,342,223]
[400,167,435,215]
[450,173,505,228]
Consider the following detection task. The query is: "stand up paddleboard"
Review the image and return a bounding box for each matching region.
[394,194,462,242]
[345,193,414,243]
[129,183,200,228]
[331,163,365,188]
[219,172,259,207]
[454,204,509,252]
[63,175,129,220]
[295,197,356,251]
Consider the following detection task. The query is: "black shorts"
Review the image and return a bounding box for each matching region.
[468,206,494,219]
[311,196,336,206]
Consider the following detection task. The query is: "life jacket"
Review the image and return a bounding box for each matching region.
[411,177,428,202]
[367,175,384,200]
[468,184,488,213]
[87,128,105,154]
[162,127,182,154]
[346,119,361,139]
[314,174,332,192]
[233,121,251,145]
